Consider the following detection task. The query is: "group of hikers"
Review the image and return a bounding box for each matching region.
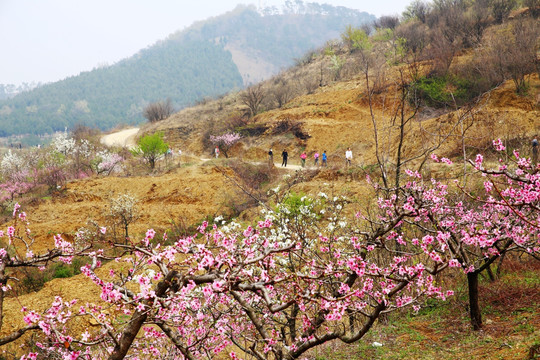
[269,147,354,168]
[183,137,540,169]
[268,137,540,169]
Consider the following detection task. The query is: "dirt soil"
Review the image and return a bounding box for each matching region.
[148,73,539,170]
[21,164,236,254]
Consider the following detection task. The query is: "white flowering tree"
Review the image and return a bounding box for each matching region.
[0,150,34,204]
[108,193,139,243]
[0,150,26,177]
[51,130,125,178]
[52,131,76,158]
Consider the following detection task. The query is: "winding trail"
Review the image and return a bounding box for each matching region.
[102,128,318,171]
[203,157,310,171]
[100,127,139,148]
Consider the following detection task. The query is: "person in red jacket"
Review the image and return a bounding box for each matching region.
[300,151,307,167]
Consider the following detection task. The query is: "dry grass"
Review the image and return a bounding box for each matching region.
[307,258,540,360]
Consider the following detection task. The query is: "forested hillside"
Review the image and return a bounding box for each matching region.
[0,41,241,136]
[0,2,374,138]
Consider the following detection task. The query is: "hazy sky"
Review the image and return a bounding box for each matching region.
[0,0,411,85]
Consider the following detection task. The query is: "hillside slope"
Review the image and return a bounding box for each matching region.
[147,67,539,170]
[0,3,374,138]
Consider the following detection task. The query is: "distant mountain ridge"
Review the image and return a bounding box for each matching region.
[0,2,374,138]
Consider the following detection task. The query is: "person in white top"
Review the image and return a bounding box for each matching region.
[345,147,352,167]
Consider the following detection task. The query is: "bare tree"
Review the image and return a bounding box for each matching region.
[354,27,478,189]
[302,75,320,94]
[476,18,539,94]
[374,15,400,30]
[427,0,468,75]
[272,80,295,108]
[524,0,540,18]
[395,20,429,80]
[491,0,517,23]
[360,22,374,36]
[240,84,266,118]
[143,98,174,123]
[462,0,493,46]
[402,0,430,23]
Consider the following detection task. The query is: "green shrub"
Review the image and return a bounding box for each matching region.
[278,192,318,218]
[130,132,169,170]
[52,264,73,279]
[18,257,89,294]
[21,269,47,292]
[411,75,476,107]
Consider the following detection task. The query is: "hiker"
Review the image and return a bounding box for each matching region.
[345,147,352,167]
[214,146,220,158]
[300,151,307,167]
[533,137,538,166]
[322,150,327,167]
[282,149,288,167]
[268,148,274,165]
[314,151,320,166]
[163,148,172,166]
[177,149,182,164]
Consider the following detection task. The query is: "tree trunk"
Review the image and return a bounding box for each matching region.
[496,252,507,278]
[467,272,482,330]
[485,264,495,282]
[0,265,5,332]
[108,271,176,360]
[124,223,129,245]
[108,311,148,360]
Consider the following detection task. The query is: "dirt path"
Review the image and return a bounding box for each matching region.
[101,129,318,172]
[199,157,308,170]
[271,162,310,171]
[100,127,139,148]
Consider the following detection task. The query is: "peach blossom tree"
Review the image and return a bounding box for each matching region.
[209,133,242,158]
[4,145,539,359]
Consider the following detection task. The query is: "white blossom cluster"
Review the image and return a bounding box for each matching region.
[53,132,76,155]
[75,139,93,159]
[0,150,25,176]
[109,193,138,217]
[219,220,242,233]
[75,226,95,249]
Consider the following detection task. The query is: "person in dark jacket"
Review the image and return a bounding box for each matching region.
[268,148,274,165]
[281,149,288,167]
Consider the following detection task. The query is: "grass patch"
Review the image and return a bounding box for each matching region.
[16,257,91,294]
[412,75,477,108]
[306,258,539,359]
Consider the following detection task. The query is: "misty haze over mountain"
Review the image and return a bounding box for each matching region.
[0,3,373,139]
